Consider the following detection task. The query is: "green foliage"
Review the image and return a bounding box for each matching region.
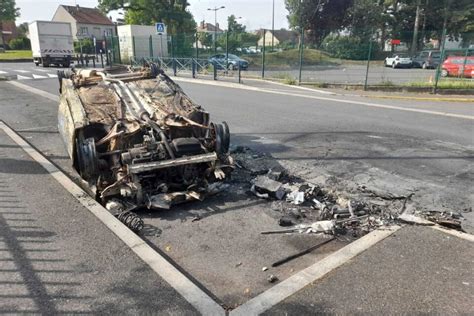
[197,32,212,48]
[0,0,19,47]
[285,0,354,45]
[74,38,95,54]
[98,0,196,35]
[0,0,19,21]
[322,35,379,60]
[9,36,30,50]
[285,0,474,50]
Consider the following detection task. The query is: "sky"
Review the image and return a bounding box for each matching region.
[15,0,290,31]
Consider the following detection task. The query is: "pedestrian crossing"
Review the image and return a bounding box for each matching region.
[0,67,59,80]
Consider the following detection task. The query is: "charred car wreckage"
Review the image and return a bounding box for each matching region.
[57,64,233,231]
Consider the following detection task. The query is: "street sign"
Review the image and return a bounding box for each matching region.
[93,36,96,47]
[156,23,166,34]
[391,39,401,45]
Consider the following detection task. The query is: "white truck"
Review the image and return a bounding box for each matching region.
[28,21,74,67]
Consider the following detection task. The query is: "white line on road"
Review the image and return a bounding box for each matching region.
[8,80,59,101]
[16,70,30,73]
[431,225,474,242]
[16,75,32,80]
[174,77,474,121]
[230,226,401,316]
[0,121,226,316]
[32,74,48,79]
[0,70,7,74]
[47,73,58,78]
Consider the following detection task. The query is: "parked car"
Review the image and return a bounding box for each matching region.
[440,56,474,78]
[384,53,413,68]
[412,50,441,69]
[208,54,249,70]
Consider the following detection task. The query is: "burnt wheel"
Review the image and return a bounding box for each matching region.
[75,135,99,181]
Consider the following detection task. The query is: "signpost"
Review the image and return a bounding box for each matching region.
[156,23,165,34]
[156,23,166,58]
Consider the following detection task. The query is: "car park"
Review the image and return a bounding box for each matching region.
[440,56,474,78]
[384,53,413,68]
[208,54,249,70]
[412,50,441,69]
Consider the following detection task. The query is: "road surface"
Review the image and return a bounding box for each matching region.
[0,68,472,314]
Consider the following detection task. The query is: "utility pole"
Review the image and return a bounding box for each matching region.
[411,0,421,55]
[208,6,225,54]
[272,0,275,52]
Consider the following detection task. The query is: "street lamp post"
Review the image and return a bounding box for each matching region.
[272,0,275,52]
[208,6,225,54]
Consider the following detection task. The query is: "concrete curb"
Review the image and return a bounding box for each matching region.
[360,94,474,103]
[0,59,32,63]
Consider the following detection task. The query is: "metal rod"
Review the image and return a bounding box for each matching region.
[364,34,373,91]
[272,237,336,267]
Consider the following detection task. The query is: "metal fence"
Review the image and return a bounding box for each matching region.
[100,29,474,91]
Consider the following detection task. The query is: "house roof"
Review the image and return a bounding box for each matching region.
[61,5,114,25]
[269,30,298,43]
[197,22,223,33]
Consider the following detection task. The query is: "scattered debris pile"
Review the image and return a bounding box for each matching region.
[231,145,468,235]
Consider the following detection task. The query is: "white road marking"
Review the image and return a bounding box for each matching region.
[367,135,384,139]
[34,69,50,72]
[0,121,226,316]
[7,81,59,101]
[0,70,8,75]
[16,70,30,73]
[16,75,32,80]
[174,77,474,121]
[244,77,336,95]
[32,74,48,79]
[230,226,401,316]
[47,73,58,78]
[431,225,474,242]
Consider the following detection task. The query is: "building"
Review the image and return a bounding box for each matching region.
[257,29,298,47]
[197,21,224,40]
[1,21,18,44]
[117,24,168,61]
[52,5,115,40]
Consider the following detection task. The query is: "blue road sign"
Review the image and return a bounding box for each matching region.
[156,23,165,34]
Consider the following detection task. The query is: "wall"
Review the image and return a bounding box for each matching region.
[117,24,169,61]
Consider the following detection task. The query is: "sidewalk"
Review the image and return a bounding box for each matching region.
[0,128,198,314]
[264,226,473,315]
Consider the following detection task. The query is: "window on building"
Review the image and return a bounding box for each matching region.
[80,26,89,36]
[104,29,113,36]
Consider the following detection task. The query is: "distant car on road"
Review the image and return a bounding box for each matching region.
[440,56,474,78]
[384,53,413,68]
[208,54,249,70]
[412,50,441,69]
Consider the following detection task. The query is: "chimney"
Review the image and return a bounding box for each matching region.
[200,20,205,29]
[76,4,80,11]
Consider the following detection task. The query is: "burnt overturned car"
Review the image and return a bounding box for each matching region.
[57,64,232,230]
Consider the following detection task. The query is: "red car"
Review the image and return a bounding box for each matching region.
[441,56,474,78]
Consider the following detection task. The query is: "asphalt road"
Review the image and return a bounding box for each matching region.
[244,64,438,85]
[0,61,438,85]
[0,70,472,313]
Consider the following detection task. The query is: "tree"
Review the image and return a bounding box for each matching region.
[0,0,19,50]
[227,15,245,33]
[98,0,196,35]
[285,0,354,46]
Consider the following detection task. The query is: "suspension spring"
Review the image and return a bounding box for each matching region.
[115,211,144,232]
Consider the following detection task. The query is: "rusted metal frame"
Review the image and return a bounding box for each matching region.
[128,152,218,174]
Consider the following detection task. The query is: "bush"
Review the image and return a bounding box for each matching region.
[74,38,95,54]
[321,34,379,60]
[9,36,30,50]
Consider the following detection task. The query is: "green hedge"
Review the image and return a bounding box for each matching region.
[9,36,31,50]
[322,35,380,60]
